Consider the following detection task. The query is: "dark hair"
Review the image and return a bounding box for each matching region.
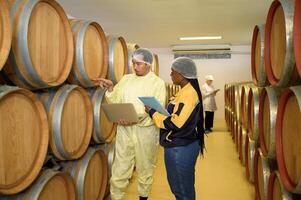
[188,78,205,154]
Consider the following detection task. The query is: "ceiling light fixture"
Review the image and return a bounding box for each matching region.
[179,36,222,40]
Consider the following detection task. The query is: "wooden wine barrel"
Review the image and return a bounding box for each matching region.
[236,122,242,154]
[228,85,235,133]
[3,0,74,90]
[254,148,276,200]
[0,169,76,200]
[107,36,128,84]
[239,129,247,166]
[151,54,159,76]
[276,86,301,193]
[168,84,173,99]
[248,87,262,141]
[98,141,115,198]
[265,0,300,87]
[88,87,117,143]
[240,85,252,130]
[245,135,257,183]
[0,0,11,71]
[127,43,139,74]
[294,0,301,77]
[224,85,231,126]
[228,85,234,112]
[268,171,294,200]
[251,25,269,87]
[225,107,229,129]
[165,83,169,107]
[232,119,238,145]
[68,19,108,87]
[234,84,243,124]
[230,111,235,138]
[171,84,175,96]
[62,148,108,200]
[97,141,116,178]
[224,85,229,128]
[0,86,49,194]
[259,86,281,159]
[38,85,93,160]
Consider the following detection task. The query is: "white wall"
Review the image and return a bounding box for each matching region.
[150,46,252,124]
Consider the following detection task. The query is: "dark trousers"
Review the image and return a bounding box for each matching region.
[205,111,214,129]
[164,141,200,200]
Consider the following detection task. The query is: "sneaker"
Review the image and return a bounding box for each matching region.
[204,129,211,134]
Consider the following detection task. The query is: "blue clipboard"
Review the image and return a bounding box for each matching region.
[138,96,170,116]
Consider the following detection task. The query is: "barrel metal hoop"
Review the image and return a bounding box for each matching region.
[77,148,96,200]
[75,20,94,87]
[18,0,48,88]
[28,170,58,199]
[0,86,19,99]
[52,85,77,159]
[93,89,106,142]
[7,0,35,89]
[108,37,118,84]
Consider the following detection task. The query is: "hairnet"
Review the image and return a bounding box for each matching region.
[205,75,214,81]
[132,48,153,65]
[171,57,197,79]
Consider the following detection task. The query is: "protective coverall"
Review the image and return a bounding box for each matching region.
[202,82,217,130]
[105,71,166,200]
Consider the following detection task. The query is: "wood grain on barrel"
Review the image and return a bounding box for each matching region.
[282,95,301,185]
[4,0,73,89]
[0,87,48,194]
[0,0,11,71]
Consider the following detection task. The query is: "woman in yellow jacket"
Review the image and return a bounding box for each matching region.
[145,57,204,200]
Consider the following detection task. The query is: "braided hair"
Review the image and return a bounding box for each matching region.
[188,78,205,154]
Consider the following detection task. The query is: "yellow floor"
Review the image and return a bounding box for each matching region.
[124,121,255,200]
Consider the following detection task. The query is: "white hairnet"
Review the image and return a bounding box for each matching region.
[132,48,153,65]
[205,75,214,81]
[171,57,197,79]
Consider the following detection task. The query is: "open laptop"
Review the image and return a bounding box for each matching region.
[101,103,139,123]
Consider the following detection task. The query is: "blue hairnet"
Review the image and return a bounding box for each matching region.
[132,48,153,65]
[171,57,197,79]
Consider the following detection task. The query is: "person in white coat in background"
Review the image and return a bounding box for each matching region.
[95,48,166,200]
[202,75,219,133]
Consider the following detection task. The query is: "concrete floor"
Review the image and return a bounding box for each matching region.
[124,121,255,200]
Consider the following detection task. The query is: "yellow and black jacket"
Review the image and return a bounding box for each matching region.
[149,83,204,148]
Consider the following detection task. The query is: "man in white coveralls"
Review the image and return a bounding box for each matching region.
[95,48,166,200]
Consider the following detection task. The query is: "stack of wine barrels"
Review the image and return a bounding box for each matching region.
[165,82,181,107]
[127,43,140,74]
[0,0,145,199]
[151,53,160,76]
[0,0,11,72]
[225,0,301,199]
[106,35,129,84]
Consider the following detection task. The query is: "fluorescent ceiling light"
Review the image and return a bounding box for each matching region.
[179,36,222,40]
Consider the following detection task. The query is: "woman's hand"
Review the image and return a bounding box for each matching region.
[92,78,114,92]
[144,105,151,114]
[117,118,136,126]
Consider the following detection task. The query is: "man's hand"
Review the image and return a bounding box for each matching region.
[212,89,220,96]
[144,105,151,114]
[117,118,136,126]
[92,78,114,92]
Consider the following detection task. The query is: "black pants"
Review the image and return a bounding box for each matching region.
[205,111,214,129]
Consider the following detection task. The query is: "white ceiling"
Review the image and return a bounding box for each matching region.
[57,0,273,48]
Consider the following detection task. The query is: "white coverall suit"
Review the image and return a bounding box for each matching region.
[105,71,166,200]
[202,82,217,112]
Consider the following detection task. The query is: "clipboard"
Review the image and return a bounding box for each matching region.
[101,103,139,123]
[138,96,170,116]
